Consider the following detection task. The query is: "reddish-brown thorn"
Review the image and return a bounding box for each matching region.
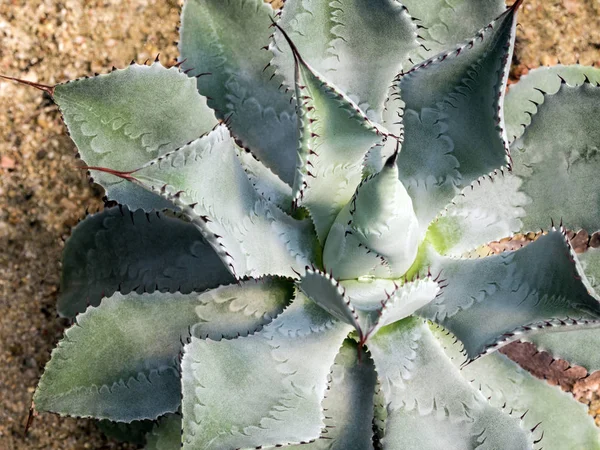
[24,404,36,437]
[0,74,55,96]
[78,165,140,182]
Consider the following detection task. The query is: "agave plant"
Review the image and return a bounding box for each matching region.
[7,0,600,448]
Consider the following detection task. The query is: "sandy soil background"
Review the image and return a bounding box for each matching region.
[0,1,599,449]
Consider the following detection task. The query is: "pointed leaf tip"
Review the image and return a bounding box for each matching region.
[511,0,525,11]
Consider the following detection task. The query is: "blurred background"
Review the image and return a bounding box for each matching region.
[0,0,599,448]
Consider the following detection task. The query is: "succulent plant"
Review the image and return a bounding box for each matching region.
[7,0,600,448]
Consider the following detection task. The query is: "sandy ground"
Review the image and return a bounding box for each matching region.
[0,1,599,449]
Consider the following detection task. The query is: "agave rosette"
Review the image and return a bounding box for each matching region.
[16,0,600,448]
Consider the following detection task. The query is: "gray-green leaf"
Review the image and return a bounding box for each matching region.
[180,0,298,185]
[181,293,353,449]
[54,62,217,210]
[59,206,233,318]
[418,230,600,360]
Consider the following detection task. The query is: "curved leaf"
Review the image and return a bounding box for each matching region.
[237,149,294,213]
[463,352,600,450]
[59,206,234,318]
[179,0,298,184]
[511,81,600,234]
[418,230,600,360]
[505,64,600,143]
[279,30,385,243]
[54,62,217,210]
[394,4,518,229]
[426,170,528,256]
[284,339,377,450]
[272,0,418,119]
[323,154,420,279]
[35,278,292,422]
[298,267,362,332]
[92,125,318,279]
[340,278,401,312]
[401,0,506,62]
[524,322,600,373]
[181,293,353,449]
[367,279,439,338]
[579,245,600,292]
[367,317,531,450]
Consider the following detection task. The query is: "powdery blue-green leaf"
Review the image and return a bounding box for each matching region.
[145,414,182,450]
[579,245,600,292]
[418,230,600,360]
[236,149,294,213]
[323,154,420,279]
[279,31,385,243]
[179,0,298,185]
[54,62,217,211]
[181,293,353,449]
[367,317,531,450]
[96,125,318,279]
[462,352,600,450]
[426,171,528,256]
[59,206,234,318]
[511,81,600,234]
[367,279,439,338]
[401,0,507,62]
[521,246,600,372]
[297,267,361,332]
[505,64,600,143]
[340,278,401,312]
[284,339,377,450]
[34,292,197,422]
[272,0,418,119]
[191,277,294,340]
[35,277,292,422]
[524,322,600,373]
[394,4,519,230]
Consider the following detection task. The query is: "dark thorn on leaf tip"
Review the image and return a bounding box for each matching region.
[0,74,55,96]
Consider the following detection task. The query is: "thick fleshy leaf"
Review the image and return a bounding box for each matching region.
[463,352,600,450]
[511,81,600,234]
[401,0,506,61]
[298,267,361,332]
[94,125,318,279]
[279,31,385,243]
[179,0,298,185]
[283,339,377,450]
[340,278,401,312]
[394,4,518,229]
[190,277,294,340]
[59,206,234,318]
[367,317,531,450]
[505,64,600,143]
[54,62,217,210]
[579,246,600,292]
[418,230,600,360]
[145,414,182,450]
[35,278,292,421]
[236,149,294,213]
[323,154,420,279]
[426,171,528,256]
[181,293,353,449]
[367,279,439,338]
[272,0,418,119]
[524,322,600,373]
